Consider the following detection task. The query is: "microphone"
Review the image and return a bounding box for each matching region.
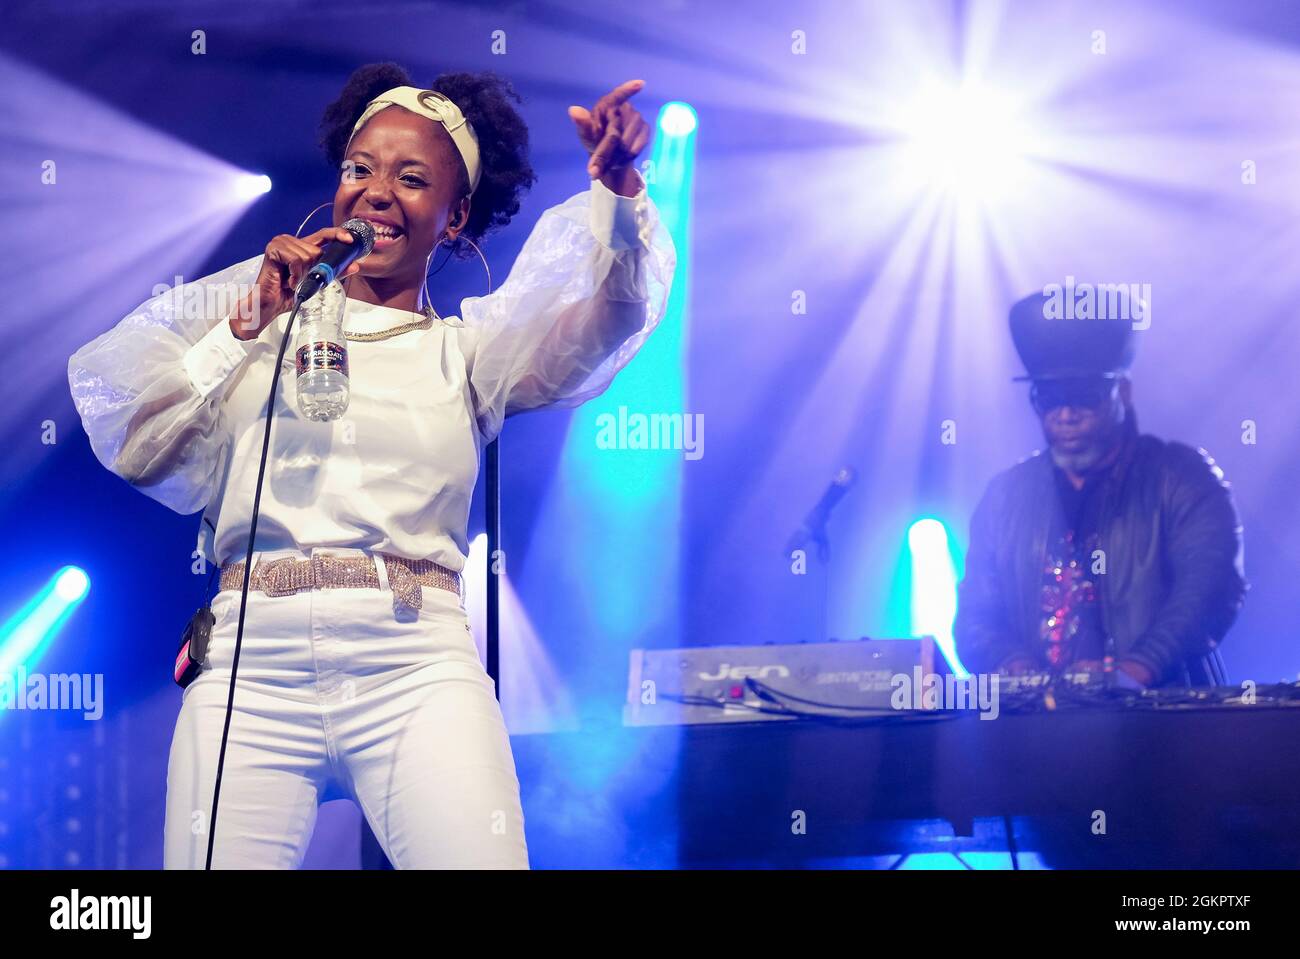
[785,466,857,557]
[294,218,376,303]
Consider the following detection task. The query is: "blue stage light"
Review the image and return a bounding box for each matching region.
[907,518,966,677]
[896,852,969,870]
[659,101,697,137]
[0,566,91,677]
[511,97,697,836]
[55,567,90,603]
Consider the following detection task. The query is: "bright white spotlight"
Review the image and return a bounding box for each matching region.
[55,566,90,603]
[900,81,1030,201]
[233,173,272,201]
[659,102,697,137]
[907,518,965,677]
[907,517,948,554]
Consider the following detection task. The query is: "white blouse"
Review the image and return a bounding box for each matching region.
[67,176,675,572]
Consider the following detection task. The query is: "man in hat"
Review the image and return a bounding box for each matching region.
[954,285,1246,688]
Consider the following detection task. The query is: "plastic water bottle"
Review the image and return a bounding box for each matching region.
[294,280,349,421]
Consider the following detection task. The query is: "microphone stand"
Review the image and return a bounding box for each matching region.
[786,468,855,644]
[812,526,831,644]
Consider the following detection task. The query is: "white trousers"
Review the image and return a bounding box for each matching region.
[163,547,529,869]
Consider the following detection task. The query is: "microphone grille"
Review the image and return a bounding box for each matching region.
[341,217,376,257]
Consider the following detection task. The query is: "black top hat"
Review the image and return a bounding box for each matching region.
[1008,287,1140,382]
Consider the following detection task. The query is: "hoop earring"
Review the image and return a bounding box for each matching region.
[461,235,492,294]
[423,233,493,312]
[421,244,440,318]
[295,201,333,238]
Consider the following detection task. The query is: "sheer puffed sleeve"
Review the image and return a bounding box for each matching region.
[457,172,676,442]
[67,254,265,515]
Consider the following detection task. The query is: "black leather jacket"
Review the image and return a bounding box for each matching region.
[955,423,1247,686]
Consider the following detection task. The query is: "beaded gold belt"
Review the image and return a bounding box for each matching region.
[218,552,460,615]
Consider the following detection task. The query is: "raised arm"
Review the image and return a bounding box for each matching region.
[459,79,676,442]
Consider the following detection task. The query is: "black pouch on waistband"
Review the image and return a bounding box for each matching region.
[175,606,214,688]
[175,555,221,689]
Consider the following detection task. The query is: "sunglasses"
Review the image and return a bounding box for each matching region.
[1030,378,1118,414]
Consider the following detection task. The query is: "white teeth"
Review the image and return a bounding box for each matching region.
[367,222,401,238]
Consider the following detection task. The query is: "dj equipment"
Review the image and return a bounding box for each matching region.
[994,669,1107,694]
[655,688,1300,867]
[624,638,936,726]
[514,678,1300,867]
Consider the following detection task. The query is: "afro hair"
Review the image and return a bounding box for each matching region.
[319,61,537,258]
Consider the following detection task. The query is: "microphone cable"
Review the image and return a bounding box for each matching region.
[202,220,373,868]
[202,295,303,870]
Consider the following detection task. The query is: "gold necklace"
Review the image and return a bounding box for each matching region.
[342,301,441,343]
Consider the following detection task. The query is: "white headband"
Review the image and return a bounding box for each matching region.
[344,86,481,193]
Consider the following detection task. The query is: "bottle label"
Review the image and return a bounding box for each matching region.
[296,341,349,377]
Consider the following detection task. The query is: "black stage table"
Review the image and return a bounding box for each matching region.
[508,701,1300,868]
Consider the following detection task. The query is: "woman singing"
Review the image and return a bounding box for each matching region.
[66,62,675,868]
